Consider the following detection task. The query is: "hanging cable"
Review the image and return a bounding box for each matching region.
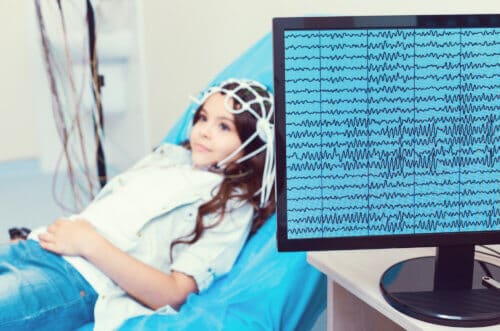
[34,0,106,212]
[86,0,107,188]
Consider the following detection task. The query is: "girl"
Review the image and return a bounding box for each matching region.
[0,79,275,331]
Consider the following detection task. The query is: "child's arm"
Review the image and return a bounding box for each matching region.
[38,218,197,310]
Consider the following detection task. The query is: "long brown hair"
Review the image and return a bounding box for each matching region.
[170,81,275,260]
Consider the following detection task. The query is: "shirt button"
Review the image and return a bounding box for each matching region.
[137,231,142,237]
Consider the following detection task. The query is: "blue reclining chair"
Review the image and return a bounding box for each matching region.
[79,33,326,331]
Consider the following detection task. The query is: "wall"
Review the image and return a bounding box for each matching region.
[0,1,36,162]
[139,0,499,146]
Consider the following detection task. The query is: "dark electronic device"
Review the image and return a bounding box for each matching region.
[273,14,500,327]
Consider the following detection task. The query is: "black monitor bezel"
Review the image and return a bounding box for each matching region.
[273,14,500,251]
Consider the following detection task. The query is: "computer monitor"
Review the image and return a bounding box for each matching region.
[273,14,499,327]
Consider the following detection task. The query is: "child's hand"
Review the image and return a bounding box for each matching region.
[38,218,98,256]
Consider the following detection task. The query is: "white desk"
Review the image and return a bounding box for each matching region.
[308,246,500,331]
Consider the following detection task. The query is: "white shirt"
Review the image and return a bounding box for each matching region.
[29,144,254,331]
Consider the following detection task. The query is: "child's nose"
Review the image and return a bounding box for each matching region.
[200,123,212,138]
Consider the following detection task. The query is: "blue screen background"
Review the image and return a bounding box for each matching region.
[284,28,500,239]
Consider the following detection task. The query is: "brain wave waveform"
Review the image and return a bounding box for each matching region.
[283,27,500,238]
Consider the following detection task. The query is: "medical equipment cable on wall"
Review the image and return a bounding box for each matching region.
[34,0,107,212]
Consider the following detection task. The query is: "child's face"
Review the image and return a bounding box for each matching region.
[189,93,244,168]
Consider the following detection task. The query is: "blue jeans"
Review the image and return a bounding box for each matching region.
[0,240,97,331]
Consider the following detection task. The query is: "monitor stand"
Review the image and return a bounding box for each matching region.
[380,244,500,327]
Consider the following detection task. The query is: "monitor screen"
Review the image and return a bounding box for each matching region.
[273,15,500,251]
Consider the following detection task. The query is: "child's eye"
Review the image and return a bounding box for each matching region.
[199,114,207,122]
[220,123,231,131]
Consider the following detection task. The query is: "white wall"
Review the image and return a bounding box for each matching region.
[0,1,36,162]
[139,0,500,146]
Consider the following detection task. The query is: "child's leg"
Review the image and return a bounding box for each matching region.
[0,240,97,331]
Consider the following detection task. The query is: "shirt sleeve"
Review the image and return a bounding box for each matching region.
[170,201,254,292]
